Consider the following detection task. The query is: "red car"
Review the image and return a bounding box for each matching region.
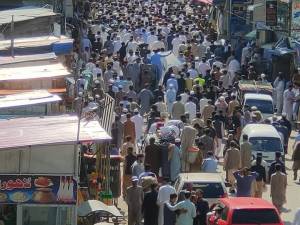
[207,197,283,225]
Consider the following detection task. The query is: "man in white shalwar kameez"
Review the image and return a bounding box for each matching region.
[273,73,285,113]
[131,109,144,143]
[157,178,176,225]
[283,84,295,121]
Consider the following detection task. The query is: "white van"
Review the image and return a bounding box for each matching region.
[243,93,274,119]
[240,124,285,165]
[174,173,228,206]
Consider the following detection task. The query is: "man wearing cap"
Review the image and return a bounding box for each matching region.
[268,152,286,181]
[250,155,266,198]
[126,176,144,225]
[270,164,287,212]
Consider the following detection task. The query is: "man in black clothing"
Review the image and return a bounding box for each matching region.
[142,183,159,225]
[153,85,165,103]
[164,193,178,225]
[177,73,186,94]
[268,151,286,182]
[251,156,266,198]
[194,190,209,225]
[279,113,292,137]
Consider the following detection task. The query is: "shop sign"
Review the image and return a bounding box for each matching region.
[292,0,300,39]
[266,0,277,26]
[0,175,77,205]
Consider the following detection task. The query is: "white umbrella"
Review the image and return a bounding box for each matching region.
[77,200,122,217]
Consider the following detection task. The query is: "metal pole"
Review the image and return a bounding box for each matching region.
[288,0,292,37]
[10,15,14,58]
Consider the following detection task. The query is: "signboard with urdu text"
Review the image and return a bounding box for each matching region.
[0,175,77,204]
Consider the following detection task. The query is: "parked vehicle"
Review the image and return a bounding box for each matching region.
[243,93,274,119]
[240,124,285,165]
[174,173,228,205]
[207,197,283,225]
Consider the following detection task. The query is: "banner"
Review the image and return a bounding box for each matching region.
[266,0,277,26]
[0,175,77,204]
[292,0,300,39]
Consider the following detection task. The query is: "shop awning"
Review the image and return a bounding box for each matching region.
[0,115,111,150]
[247,3,264,11]
[0,62,71,81]
[0,90,61,109]
[78,200,122,217]
[0,7,57,25]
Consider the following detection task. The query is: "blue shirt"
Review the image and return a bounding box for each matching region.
[202,157,218,173]
[166,78,178,92]
[233,171,257,197]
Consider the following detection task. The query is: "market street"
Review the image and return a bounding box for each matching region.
[2,0,300,224]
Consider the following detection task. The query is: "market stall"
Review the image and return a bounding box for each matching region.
[0,115,111,225]
[0,90,63,119]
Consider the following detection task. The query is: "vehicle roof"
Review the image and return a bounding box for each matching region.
[242,124,281,138]
[220,197,276,209]
[244,93,273,101]
[178,173,224,182]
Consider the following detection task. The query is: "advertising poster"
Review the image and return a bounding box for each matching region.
[266,0,277,26]
[292,0,300,39]
[0,175,77,204]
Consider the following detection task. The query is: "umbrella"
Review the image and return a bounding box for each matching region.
[78,200,122,217]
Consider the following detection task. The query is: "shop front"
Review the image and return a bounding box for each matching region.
[0,175,77,225]
[0,115,112,225]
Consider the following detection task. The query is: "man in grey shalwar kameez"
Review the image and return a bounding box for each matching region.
[125,58,142,90]
[138,84,154,116]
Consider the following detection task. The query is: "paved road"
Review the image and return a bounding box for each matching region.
[117,132,300,224]
[261,131,300,225]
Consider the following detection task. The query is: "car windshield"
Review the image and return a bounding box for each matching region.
[232,209,280,224]
[244,99,273,114]
[249,137,283,152]
[182,182,224,198]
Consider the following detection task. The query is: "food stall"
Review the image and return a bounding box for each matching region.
[0,115,111,225]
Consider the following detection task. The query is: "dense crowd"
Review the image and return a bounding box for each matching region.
[70,0,300,225]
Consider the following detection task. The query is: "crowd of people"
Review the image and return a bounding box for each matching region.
[69,0,300,225]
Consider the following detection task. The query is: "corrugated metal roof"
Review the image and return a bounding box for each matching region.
[0,62,70,81]
[0,90,61,108]
[0,53,57,66]
[0,115,111,149]
[0,7,57,25]
[0,35,71,50]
